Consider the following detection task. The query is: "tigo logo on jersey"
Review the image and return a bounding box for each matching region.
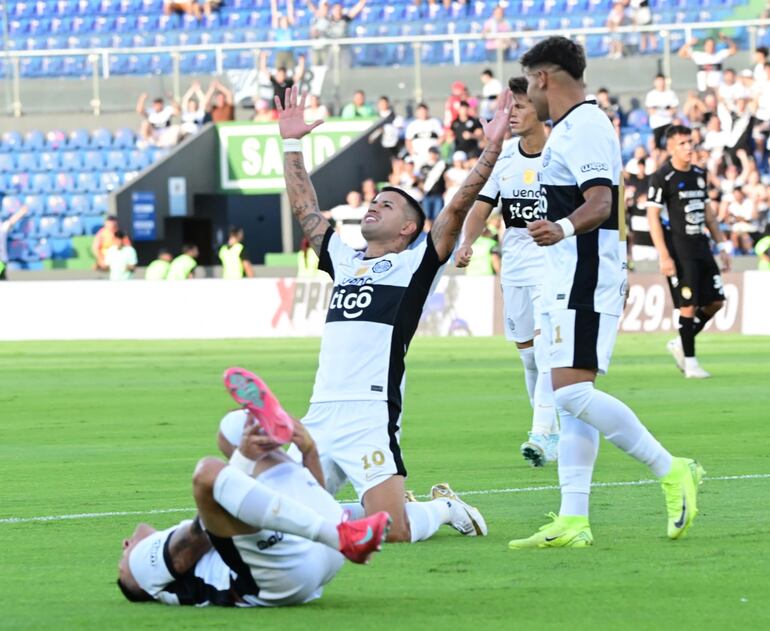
[329,285,374,319]
[372,260,392,273]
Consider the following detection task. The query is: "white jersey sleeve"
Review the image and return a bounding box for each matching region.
[318,228,358,280]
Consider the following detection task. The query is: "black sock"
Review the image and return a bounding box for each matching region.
[679,316,695,357]
[692,307,713,336]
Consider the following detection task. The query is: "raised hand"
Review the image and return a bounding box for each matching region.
[276,85,324,140]
[480,89,513,146]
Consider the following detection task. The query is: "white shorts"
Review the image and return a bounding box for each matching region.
[541,309,618,375]
[288,400,403,500]
[232,462,344,607]
[502,284,541,343]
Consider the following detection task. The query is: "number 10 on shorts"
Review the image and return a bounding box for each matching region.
[361,450,386,470]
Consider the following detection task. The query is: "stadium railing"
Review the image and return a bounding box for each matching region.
[1,16,769,116]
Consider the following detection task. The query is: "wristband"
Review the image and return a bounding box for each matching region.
[556,217,575,238]
[229,448,257,475]
[718,241,733,255]
[283,138,303,153]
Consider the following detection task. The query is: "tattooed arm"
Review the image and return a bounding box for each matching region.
[278,85,331,256]
[431,90,513,262]
[166,515,212,575]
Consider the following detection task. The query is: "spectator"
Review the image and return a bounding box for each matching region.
[326,0,368,68]
[219,226,254,279]
[479,68,502,119]
[136,93,180,147]
[753,46,768,83]
[755,231,770,269]
[682,90,709,125]
[405,103,444,169]
[204,79,235,123]
[752,63,770,140]
[719,187,760,253]
[443,150,469,204]
[91,216,131,272]
[450,101,483,155]
[417,146,447,223]
[482,5,513,62]
[340,90,376,118]
[645,74,679,148]
[718,69,750,114]
[595,87,622,126]
[361,178,378,204]
[260,52,305,110]
[375,95,404,156]
[201,0,222,17]
[624,145,656,176]
[0,204,29,280]
[308,0,332,66]
[605,1,626,59]
[167,244,199,279]
[678,35,737,93]
[180,81,206,138]
[253,98,277,122]
[629,0,655,53]
[104,231,138,281]
[304,94,330,122]
[145,249,173,280]
[329,190,368,249]
[270,0,297,70]
[163,0,200,19]
[444,80,478,128]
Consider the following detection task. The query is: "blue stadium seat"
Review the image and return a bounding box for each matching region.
[1,195,23,219]
[91,128,113,149]
[46,195,68,215]
[71,16,95,34]
[82,150,105,171]
[68,194,91,215]
[7,239,28,261]
[33,239,53,261]
[46,129,68,150]
[50,237,75,259]
[91,193,108,215]
[12,3,35,18]
[113,128,136,149]
[2,131,24,152]
[31,172,55,194]
[68,128,91,149]
[49,17,72,35]
[23,195,45,216]
[0,154,16,172]
[76,171,100,193]
[105,150,126,171]
[19,57,43,78]
[82,214,105,233]
[38,151,61,171]
[37,215,60,237]
[8,173,32,194]
[128,150,150,171]
[99,171,122,192]
[11,215,36,238]
[60,215,85,237]
[55,171,77,193]
[60,151,83,172]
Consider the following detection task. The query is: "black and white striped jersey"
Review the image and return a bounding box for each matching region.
[538,100,627,316]
[311,228,445,407]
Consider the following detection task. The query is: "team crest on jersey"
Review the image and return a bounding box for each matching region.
[372,260,392,273]
[523,169,536,185]
[681,286,692,300]
[542,148,551,167]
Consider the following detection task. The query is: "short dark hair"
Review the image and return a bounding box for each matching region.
[157,248,170,256]
[228,225,243,238]
[416,102,428,110]
[757,46,769,57]
[665,124,692,140]
[520,36,586,81]
[508,76,528,95]
[481,68,494,78]
[655,73,666,80]
[114,230,126,239]
[116,579,153,603]
[106,215,118,222]
[182,243,197,253]
[380,186,426,244]
[459,100,470,108]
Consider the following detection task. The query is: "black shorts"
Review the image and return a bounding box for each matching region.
[666,256,725,308]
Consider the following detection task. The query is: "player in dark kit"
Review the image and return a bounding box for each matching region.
[646,124,732,379]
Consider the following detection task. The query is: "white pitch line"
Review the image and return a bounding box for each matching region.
[2,473,769,525]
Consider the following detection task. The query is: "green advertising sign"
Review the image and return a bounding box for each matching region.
[217,119,377,193]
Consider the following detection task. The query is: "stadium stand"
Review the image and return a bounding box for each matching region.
[2,0,753,77]
[0,127,164,269]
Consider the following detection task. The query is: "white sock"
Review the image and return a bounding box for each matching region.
[684,357,698,371]
[557,412,599,517]
[405,500,451,542]
[531,366,556,435]
[518,346,537,407]
[212,465,340,549]
[554,382,673,478]
[339,502,366,519]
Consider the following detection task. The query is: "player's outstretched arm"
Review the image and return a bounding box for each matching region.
[456,200,494,268]
[431,90,512,261]
[278,85,331,256]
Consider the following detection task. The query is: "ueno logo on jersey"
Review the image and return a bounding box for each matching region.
[329,285,374,319]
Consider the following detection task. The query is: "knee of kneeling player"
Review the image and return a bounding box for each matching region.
[192,457,225,493]
[553,382,594,417]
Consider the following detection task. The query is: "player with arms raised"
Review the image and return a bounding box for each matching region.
[508,37,704,549]
[646,124,730,379]
[456,76,558,467]
[261,85,513,545]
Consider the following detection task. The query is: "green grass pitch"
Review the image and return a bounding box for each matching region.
[1,334,769,630]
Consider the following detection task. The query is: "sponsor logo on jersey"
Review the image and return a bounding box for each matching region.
[355,266,369,276]
[372,260,392,273]
[697,177,706,188]
[580,161,609,173]
[504,199,544,223]
[681,286,692,300]
[256,531,285,551]
[329,285,374,319]
[341,276,373,286]
[523,169,537,185]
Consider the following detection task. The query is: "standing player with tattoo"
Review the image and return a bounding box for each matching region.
[261,85,512,544]
[646,124,731,378]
